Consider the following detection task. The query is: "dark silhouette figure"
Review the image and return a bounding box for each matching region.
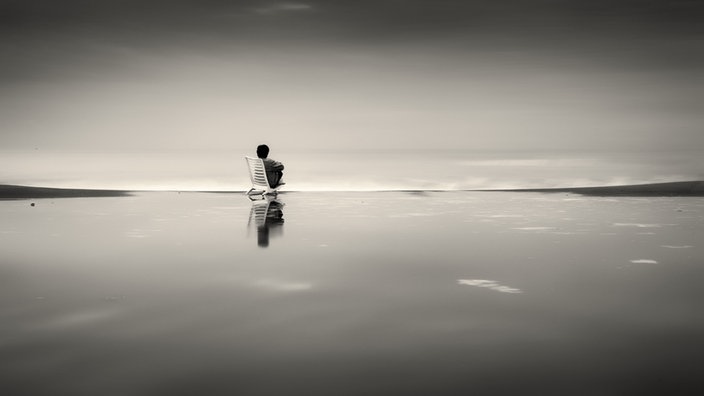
[256,144,285,188]
[249,198,284,248]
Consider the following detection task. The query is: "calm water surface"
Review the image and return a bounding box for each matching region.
[1,192,703,395]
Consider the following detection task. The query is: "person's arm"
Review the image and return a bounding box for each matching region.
[270,160,284,171]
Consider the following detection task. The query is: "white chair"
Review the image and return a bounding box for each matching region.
[245,156,283,197]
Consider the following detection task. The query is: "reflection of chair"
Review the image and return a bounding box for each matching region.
[245,156,282,197]
[248,199,271,228]
[248,197,285,248]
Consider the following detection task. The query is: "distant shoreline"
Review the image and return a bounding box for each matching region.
[2,181,703,199]
[473,181,704,196]
[0,185,132,199]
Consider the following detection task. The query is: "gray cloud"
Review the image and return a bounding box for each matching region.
[1,0,702,153]
[1,0,702,83]
[253,2,313,14]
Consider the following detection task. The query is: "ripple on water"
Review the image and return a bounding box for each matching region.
[630,259,658,264]
[458,279,522,294]
[614,223,662,228]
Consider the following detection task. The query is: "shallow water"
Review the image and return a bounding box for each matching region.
[1,192,703,395]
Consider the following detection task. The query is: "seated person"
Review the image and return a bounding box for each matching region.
[256,144,285,188]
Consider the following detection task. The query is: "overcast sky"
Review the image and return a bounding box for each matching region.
[1,0,703,153]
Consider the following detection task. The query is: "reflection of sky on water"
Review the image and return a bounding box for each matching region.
[0,192,703,395]
[458,279,522,294]
[254,278,312,292]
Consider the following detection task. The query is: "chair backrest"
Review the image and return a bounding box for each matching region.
[245,156,273,192]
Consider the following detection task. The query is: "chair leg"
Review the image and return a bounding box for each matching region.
[246,188,266,196]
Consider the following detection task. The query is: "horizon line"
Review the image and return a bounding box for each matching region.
[2,180,703,199]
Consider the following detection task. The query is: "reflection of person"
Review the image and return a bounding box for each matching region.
[249,198,285,248]
[258,200,284,248]
[256,144,284,188]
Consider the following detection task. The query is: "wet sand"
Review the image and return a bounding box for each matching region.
[1,190,703,395]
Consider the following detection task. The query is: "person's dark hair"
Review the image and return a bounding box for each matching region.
[256,144,270,159]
